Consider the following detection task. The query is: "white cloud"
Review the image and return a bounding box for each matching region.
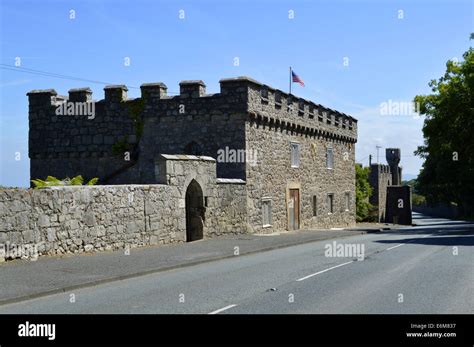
[353,105,425,177]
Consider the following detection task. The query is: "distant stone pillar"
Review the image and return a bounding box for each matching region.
[386,148,401,185]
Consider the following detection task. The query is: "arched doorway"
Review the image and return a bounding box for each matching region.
[185,180,205,242]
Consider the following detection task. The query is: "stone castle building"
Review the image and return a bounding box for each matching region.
[27,76,358,239]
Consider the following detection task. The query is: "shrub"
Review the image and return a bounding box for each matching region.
[356,164,373,222]
[31,175,98,189]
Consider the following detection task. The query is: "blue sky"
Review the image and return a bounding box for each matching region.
[1,0,472,187]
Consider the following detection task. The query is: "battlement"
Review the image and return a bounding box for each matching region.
[219,76,357,143]
[27,77,357,143]
[68,87,93,102]
[28,76,357,184]
[27,89,59,106]
[179,80,206,98]
[370,163,391,174]
[140,82,167,100]
[27,86,127,106]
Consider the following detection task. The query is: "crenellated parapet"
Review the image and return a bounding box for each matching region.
[140,82,168,100]
[27,78,356,142]
[68,87,93,102]
[27,89,60,107]
[27,86,139,188]
[28,76,357,184]
[218,76,357,144]
[370,163,391,174]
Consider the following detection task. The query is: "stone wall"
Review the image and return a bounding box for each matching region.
[211,179,248,236]
[154,154,248,236]
[0,185,178,261]
[28,80,250,185]
[244,81,357,233]
[28,87,138,185]
[369,164,392,222]
[137,80,248,182]
[0,156,247,261]
[386,186,412,225]
[245,122,356,233]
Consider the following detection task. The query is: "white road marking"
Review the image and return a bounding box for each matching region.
[296,261,354,282]
[208,304,237,314]
[386,243,404,250]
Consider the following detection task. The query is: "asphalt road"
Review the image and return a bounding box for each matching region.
[0,213,472,314]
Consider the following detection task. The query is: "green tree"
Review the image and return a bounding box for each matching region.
[355,164,373,222]
[414,39,474,216]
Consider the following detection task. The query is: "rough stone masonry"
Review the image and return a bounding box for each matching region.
[1,155,247,261]
[0,76,358,260]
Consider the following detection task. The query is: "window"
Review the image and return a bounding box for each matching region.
[312,195,317,216]
[326,147,334,169]
[275,91,282,105]
[298,100,305,115]
[327,194,334,214]
[326,113,332,125]
[345,192,350,211]
[260,87,269,102]
[287,96,293,112]
[290,142,300,168]
[262,199,272,227]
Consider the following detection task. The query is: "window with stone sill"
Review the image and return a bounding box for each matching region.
[290,142,300,168]
[298,100,305,116]
[287,96,294,113]
[312,195,317,216]
[327,193,334,214]
[274,91,282,106]
[326,146,334,169]
[344,192,350,211]
[326,114,332,125]
[318,110,323,122]
[309,105,315,118]
[262,198,272,227]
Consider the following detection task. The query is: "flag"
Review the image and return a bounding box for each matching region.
[291,70,305,87]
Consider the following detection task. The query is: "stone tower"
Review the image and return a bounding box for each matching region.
[385,148,401,185]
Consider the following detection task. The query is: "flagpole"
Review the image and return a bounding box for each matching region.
[289,66,292,95]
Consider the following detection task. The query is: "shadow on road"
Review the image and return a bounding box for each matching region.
[413,221,473,227]
[376,213,474,246]
[374,214,474,246]
[376,234,474,247]
[411,214,473,225]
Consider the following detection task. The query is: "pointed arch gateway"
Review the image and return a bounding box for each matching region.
[185,179,205,242]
